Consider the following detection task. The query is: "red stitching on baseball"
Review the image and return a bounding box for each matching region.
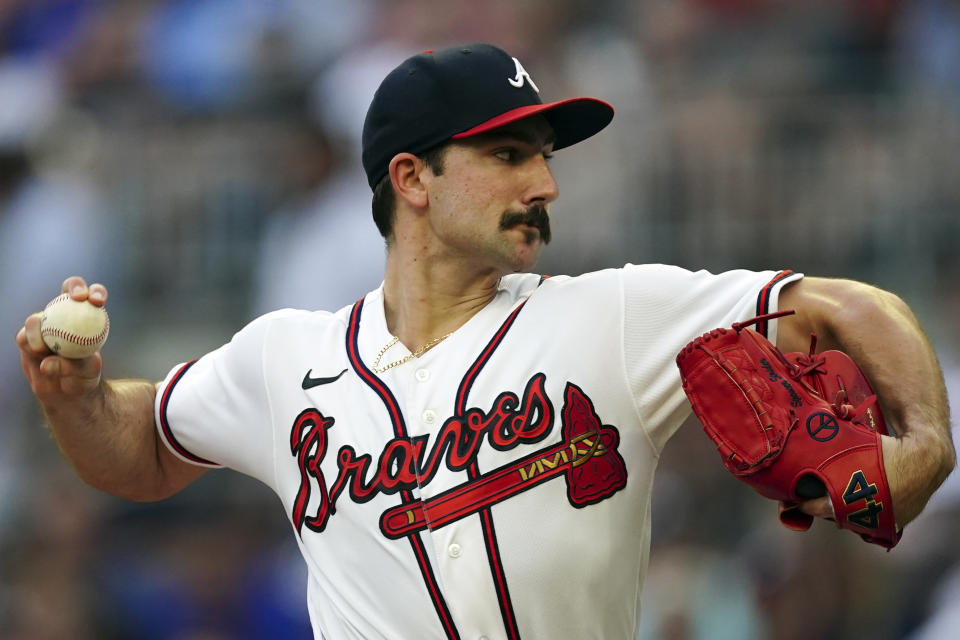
[45,293,71,308]
[42,295,110,348]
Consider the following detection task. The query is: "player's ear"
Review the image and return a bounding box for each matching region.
[389,153,428,209]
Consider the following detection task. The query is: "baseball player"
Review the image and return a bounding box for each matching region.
[16,43,954,639]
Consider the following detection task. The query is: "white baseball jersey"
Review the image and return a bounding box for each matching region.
[156,264,801,640]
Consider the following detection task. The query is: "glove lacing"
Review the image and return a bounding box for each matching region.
[733,311,879,423]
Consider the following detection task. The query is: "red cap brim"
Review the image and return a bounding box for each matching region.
[451,97,614,150]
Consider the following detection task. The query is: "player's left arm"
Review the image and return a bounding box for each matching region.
[777,276,956,527]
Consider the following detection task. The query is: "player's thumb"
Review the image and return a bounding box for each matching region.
[48,352,104,397]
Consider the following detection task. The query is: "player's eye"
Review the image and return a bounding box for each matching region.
[493,148,516,162]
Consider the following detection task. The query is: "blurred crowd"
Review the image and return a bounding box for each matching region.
[0,0,959,638]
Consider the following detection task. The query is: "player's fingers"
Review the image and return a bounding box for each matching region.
[15,325,28,351]
[46,353,103,395]
[17,326,43,383]
[798,496,835,520]
[20,348,58,397]
[21,313,50,354]
[43,352,101,377]
[61,276,90,301]
[32,353,102,396]
[87,282,108,306]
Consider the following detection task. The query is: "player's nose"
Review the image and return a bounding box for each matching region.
[523,155,559,206]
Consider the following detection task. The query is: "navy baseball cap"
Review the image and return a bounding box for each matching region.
[361,43,614,189]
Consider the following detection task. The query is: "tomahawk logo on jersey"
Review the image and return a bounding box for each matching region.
[290,373,628,538]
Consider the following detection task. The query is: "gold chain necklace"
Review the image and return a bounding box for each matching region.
[371,332,453,374]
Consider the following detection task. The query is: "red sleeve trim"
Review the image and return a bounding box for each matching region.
[755,270,796,338]
[157,360,221,467]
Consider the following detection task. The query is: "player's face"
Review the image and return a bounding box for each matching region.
[424,116,559,274]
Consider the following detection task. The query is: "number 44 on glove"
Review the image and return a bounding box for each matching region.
[676,310,901,549]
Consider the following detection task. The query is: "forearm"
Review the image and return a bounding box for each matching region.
[781,278,956,524]
[836,291,955,523]
[42,378,170,501]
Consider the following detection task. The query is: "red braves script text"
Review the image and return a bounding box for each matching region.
[290,374,554,535]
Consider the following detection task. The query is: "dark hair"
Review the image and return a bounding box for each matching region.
[371,145,448,241]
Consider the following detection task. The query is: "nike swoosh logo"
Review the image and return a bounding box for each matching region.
[302,368,348,389]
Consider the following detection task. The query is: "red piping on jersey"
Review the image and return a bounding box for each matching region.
[346,298,462,640]
[455,301,528,415]
[347,300,407,434]
[755,270,795,338]
[157,360,220,466]
[454,299,530,640]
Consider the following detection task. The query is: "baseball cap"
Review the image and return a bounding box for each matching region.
[361,43,614,189]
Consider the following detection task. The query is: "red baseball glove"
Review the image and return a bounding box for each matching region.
[675,310,900,549]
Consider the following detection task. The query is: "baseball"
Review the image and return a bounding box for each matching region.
[40,293,110,359]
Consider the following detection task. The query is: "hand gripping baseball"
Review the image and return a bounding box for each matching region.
[17,277,107,400]
[676,310,901,549]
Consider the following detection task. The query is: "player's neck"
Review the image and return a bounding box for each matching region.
[382,251,501,352]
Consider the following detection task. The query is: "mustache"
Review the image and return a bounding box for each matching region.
[499,203,551,244]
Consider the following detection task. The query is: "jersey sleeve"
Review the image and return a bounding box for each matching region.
[155,310,297,485]
[621,264,802,452]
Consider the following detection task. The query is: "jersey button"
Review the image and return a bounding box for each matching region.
[423,409,437,424]
[448,543,462,558]
[415,368,430,382]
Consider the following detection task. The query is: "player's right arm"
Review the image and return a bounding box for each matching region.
[16,277,207,502]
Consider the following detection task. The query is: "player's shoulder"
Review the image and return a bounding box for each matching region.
[504,265,687,294]
[250,305,348,326]
[506,264,760,306]
[617,263,799,295]
[499,269,625,307]
[233,305,351,344]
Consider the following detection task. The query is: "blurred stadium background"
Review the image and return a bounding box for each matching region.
[1,1,959,638]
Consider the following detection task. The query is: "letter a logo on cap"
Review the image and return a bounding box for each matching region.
[508,57,539,93]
